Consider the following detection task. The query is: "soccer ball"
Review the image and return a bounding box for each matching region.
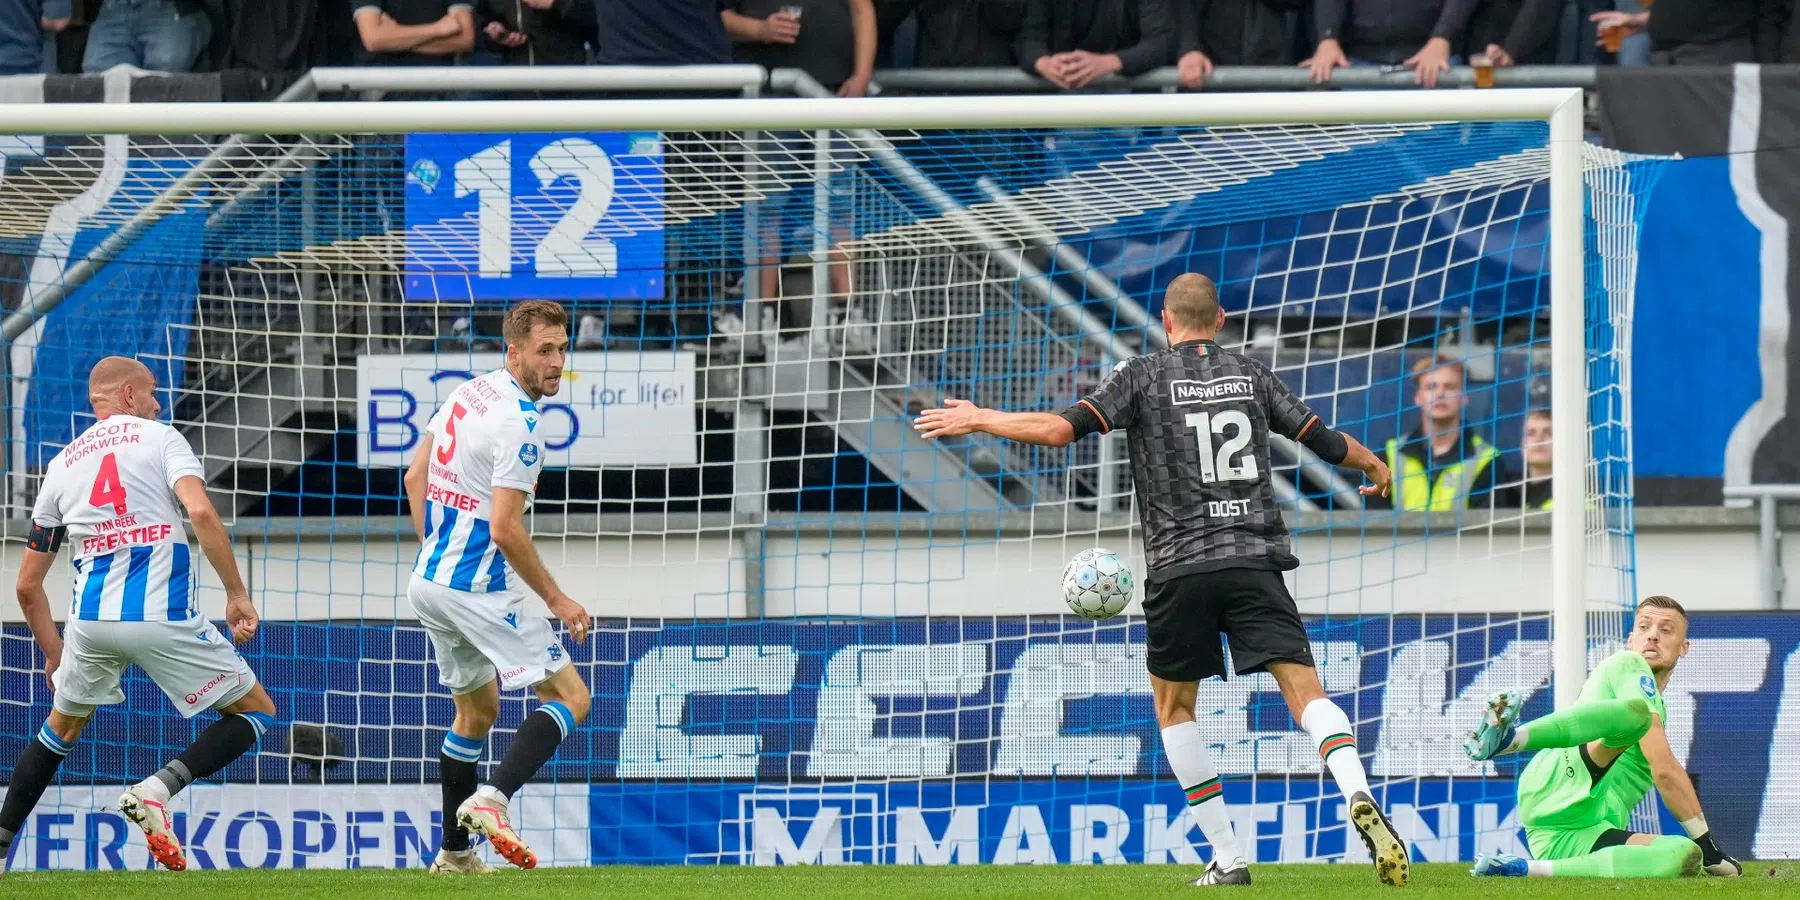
[1062,548,1134,619]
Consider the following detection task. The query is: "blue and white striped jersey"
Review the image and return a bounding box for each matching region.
[32,416,205,622]
[412,369,545,593]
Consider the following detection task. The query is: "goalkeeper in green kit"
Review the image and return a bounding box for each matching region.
[1463,595,1743,879]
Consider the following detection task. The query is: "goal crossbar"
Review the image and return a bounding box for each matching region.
[0,88,1583,134]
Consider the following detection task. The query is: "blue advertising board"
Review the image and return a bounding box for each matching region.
[403,131,666,301]
[4,612,1797,867]
[590,777,1545,866]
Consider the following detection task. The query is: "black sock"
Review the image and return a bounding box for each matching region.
[488,704,572,798]
[155,713,265,795]
[0,732,73,858]
[440,753,479,852]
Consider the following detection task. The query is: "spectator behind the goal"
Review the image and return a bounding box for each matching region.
[1303,0,1477,87]
[725,0,875,97]
[1173,0,1299,89]
[1590,0,1791,66]
[475,0,595,65]
[218,0,359,75]
[590,1,737,353]
[352,0,475,64]
[1460,0,1559,66]
[1496,408,1554,509]
[594,0,730,65]
[0,0,69,74]
[880,0,1026,68]
[82,0,211,73]
[724,0,873,330]
[1370,354,1510,511]
[1016,0,1176,90]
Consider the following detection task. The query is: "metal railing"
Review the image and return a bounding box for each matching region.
[869,64,1600,94]
[1722,485,1800,610]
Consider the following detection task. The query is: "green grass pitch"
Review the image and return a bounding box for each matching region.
[7,863,1800,899]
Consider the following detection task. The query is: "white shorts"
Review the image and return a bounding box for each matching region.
[55,617,257,719]
[408,574,570,695]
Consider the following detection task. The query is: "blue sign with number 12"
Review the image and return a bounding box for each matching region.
[404,131,665,302]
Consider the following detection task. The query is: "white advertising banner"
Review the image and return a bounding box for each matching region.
[356,352,696,467]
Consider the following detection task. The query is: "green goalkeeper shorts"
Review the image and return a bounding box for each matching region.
[1526,821,1622,861]
[1519,745,1639,860]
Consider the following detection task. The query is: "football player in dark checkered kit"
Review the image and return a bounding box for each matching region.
[915,273,1406,887]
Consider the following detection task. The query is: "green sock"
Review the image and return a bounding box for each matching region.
[1547,837,1701,878]
[1520,699,1653,751]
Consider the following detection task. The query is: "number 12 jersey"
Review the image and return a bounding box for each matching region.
[1075,339,1324,582]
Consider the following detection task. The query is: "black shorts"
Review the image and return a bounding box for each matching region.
[1141,567,1315,682]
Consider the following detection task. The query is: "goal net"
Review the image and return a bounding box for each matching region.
[0,91,1666,870]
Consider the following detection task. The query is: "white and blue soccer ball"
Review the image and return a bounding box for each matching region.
[1062,547,1134,620]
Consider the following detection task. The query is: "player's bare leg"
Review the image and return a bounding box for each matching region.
[0,710,89,871]
[458,665,592,869]
[435,678,499,875]
[1150,675,1250,885]
[1269,661,1409,887]
[120,683,277,872]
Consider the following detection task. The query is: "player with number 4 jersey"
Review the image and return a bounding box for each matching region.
[404,301,594,874]
[0,357,277,874]
[914,274,1404,887]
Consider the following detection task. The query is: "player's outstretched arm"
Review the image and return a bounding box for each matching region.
[1338,433,1392,499]
[1640,714,1742,876]
[403,435,433,544]
[15,541,62,691]
[913,399,1077,447]
[174,476,258,645]
[490,487,591,644]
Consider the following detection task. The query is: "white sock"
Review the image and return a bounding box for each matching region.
[1528,860,1553,877]
[1160,722,1248,866]
[474,784,507,806]
[1508,725,1530,754]
[132,775,171,804]
[1301,698,1371,799]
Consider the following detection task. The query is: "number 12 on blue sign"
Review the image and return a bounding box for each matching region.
[404,131,665,301]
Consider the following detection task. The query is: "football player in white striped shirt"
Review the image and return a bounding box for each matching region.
[0,357,276,873]
[404,301,593,873]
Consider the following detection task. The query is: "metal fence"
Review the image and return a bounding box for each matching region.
[1723,485,1800,610]
[868,64,1599,93]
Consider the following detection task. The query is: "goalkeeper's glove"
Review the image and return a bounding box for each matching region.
[1694,831,1742,877]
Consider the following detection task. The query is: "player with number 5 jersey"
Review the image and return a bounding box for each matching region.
[403,301,595,874]
[914,274,1404,888]
[0,357,278,874]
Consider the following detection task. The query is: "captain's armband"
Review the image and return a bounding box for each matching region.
[25,523,65,554]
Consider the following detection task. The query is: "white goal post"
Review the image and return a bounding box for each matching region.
[0,87,1594,707]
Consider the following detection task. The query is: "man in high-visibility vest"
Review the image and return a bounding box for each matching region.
[1375,355,1510,511]
[1500,409,1554,509]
